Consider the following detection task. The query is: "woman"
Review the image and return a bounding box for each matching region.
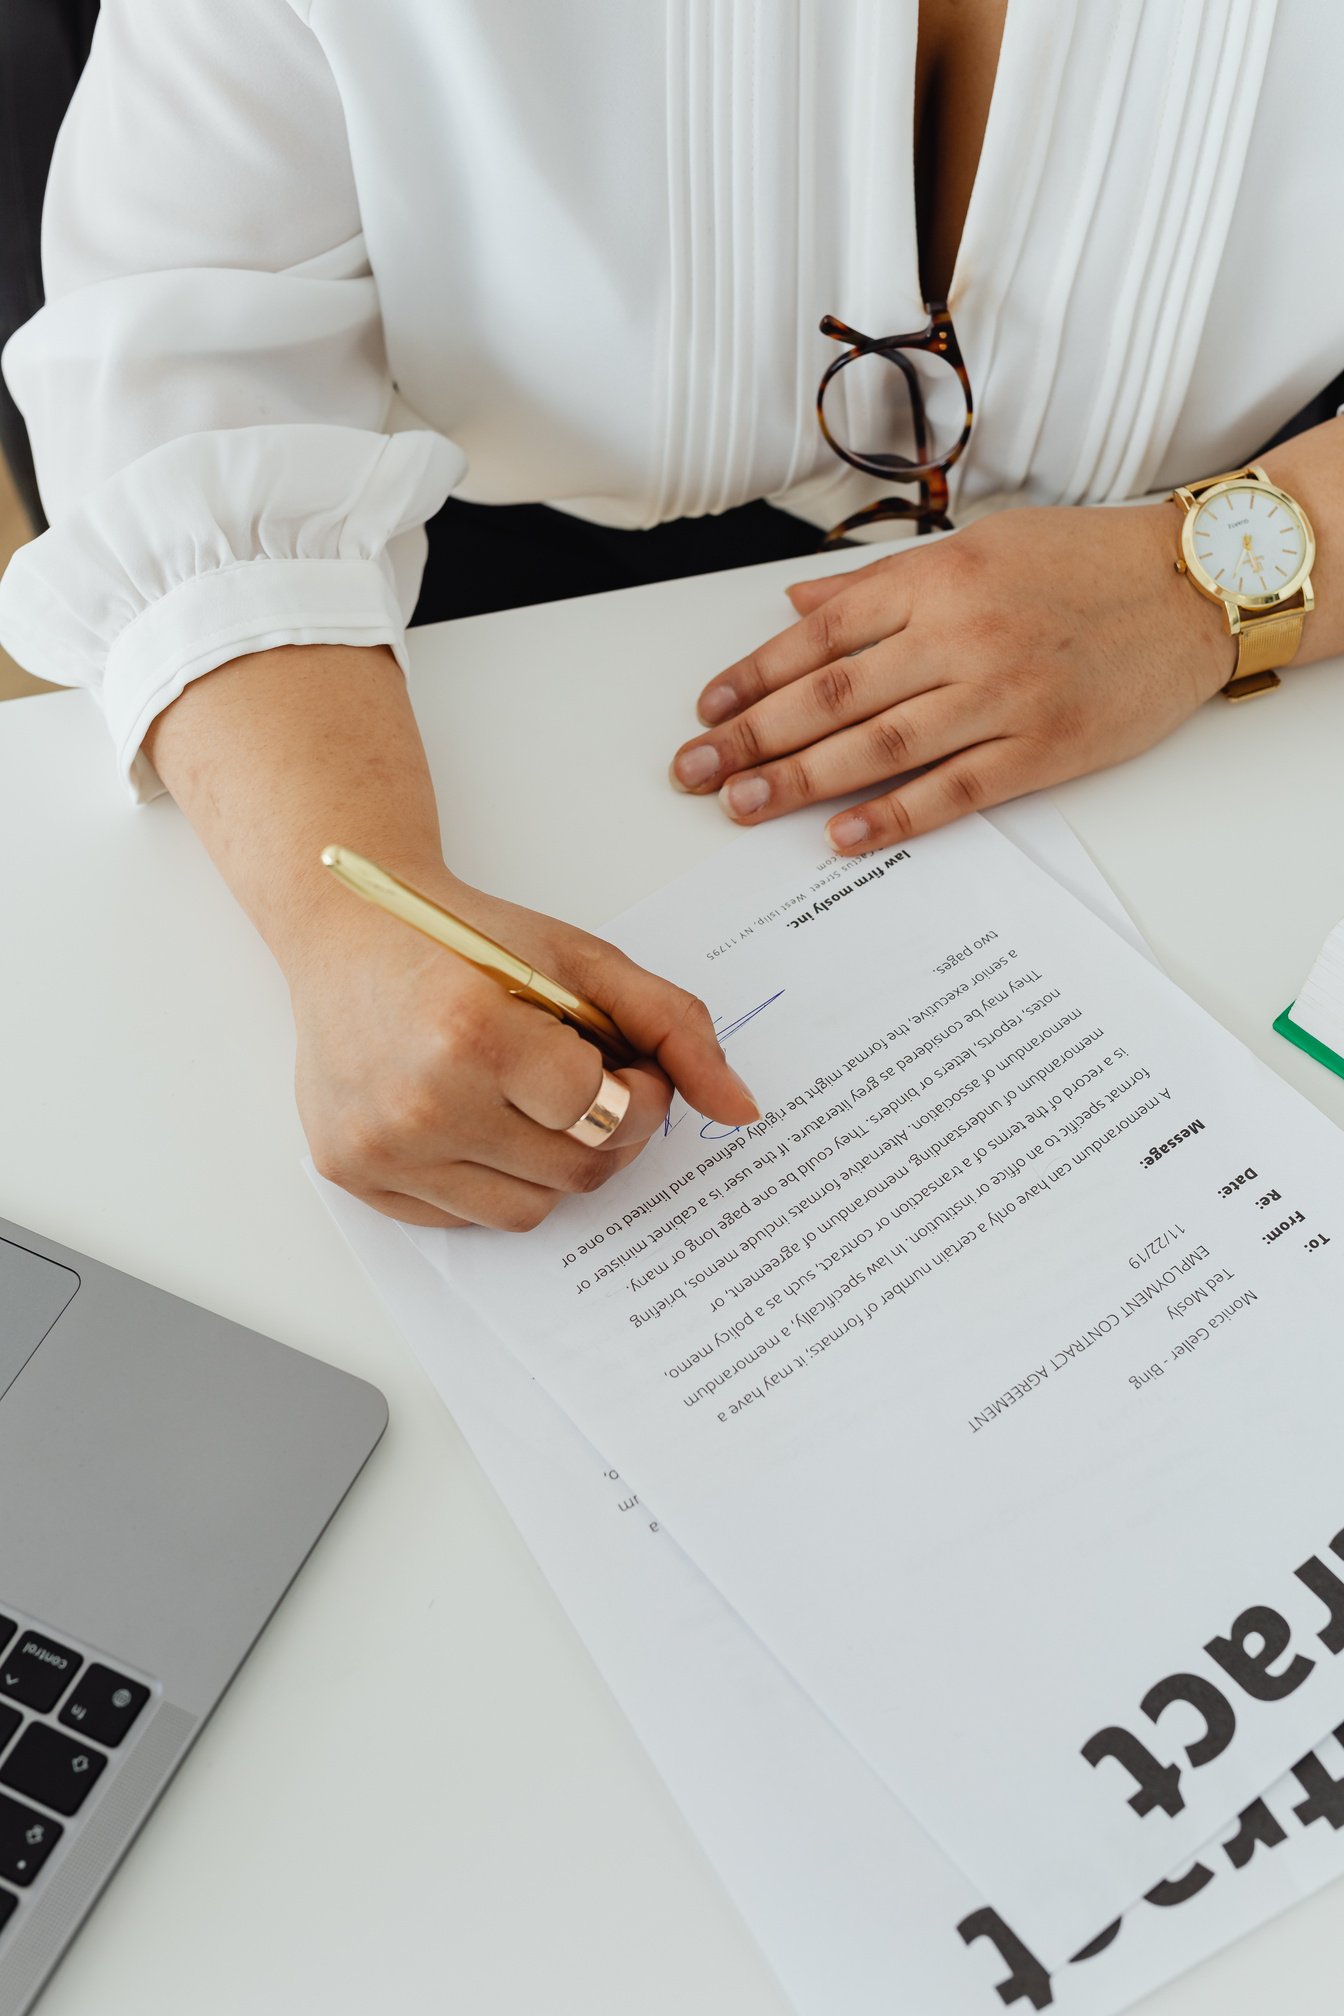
[1,0,1341,1232]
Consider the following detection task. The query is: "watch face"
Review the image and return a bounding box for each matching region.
[1188,482,1310,605]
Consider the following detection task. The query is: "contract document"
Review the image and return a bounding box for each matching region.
[321,1178,1344,2016]
[407,806,1344,1962]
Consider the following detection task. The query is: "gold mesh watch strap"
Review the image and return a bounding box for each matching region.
[1225,608,1305,700]
[1175,465,1314,700]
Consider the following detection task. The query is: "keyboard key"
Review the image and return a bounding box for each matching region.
[0,1706,18,1756]
[60,1664,149,1748]
[0,1794,61,1886]
[0,1888,15,1934]
[0,1620,14,1658]
[0,1634,80,1713]
[0,1725,105,1817]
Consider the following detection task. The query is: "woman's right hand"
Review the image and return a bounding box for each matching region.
[287,865,759,1229]
[141,640,754,1229]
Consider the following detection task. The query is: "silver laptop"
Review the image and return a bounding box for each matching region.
[0,1214,387,2012]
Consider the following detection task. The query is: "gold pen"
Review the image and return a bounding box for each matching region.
[320,845,639,1068]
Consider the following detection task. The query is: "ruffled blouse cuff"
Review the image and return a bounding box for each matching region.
[0,423,465,799]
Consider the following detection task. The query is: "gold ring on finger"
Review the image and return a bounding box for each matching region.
[564,1070,631,1147]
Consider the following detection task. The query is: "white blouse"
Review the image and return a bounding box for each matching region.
[0,0,1340,797]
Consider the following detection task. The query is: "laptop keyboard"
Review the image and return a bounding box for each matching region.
[0,1613,154,1937]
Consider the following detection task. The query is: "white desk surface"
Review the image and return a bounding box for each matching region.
[2,543,1343,2016]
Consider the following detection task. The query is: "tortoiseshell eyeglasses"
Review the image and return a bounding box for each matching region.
[815,300,973,547]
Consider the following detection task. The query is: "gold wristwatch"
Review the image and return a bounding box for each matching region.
[1172,463,1315,700]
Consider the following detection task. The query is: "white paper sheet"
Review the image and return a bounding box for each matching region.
[980,800,1150,967]
[314,1191,1344,2016]
[422,801,1344,1962]
[313,804,1344,2015]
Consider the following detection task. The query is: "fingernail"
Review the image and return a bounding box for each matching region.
[726,1067,760,1120]
[672,744,721,789]
[699,682,738,725]
[829,812,870,850]
[722,775,770,818]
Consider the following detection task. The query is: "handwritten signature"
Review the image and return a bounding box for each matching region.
[662,989,785,1142]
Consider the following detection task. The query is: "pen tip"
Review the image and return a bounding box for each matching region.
[320,845,340,869]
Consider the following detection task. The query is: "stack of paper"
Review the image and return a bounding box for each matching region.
[318,798,1344,2015]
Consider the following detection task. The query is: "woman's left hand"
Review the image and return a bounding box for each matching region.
[669,502,1237,854]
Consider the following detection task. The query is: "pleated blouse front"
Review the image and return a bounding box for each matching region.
[0,0,1338,791]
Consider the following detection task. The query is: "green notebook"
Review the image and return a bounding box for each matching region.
[1274,1003,1344,1081]
[1274,919,1344,1081]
